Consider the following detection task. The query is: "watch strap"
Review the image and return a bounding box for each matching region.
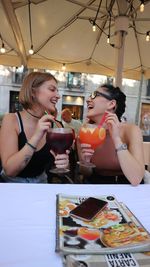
[116,143,127,152]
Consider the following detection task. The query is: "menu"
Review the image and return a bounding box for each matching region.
[65,252,150,267]
[55,194,150,256]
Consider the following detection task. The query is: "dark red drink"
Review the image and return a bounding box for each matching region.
[46,128,73,154]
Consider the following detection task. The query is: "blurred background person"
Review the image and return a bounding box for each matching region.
[51,107,63,128]
[61,108,81,137]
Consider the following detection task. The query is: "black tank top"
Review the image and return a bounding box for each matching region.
[16,112,54,177]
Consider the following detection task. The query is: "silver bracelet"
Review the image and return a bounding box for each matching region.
[26,141,36,151]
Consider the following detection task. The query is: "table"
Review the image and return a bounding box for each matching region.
[143,142,150,171]
[0,183,150,267]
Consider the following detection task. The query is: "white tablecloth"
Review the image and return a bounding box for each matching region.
[0,183,150,267]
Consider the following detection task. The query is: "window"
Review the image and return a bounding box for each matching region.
[9,91,22,113]
[67,72,85,90]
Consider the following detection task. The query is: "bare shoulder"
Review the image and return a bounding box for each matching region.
[2,113,16,123]
[1,113,18,132]
[121,122,142,141]
[122,122,141,132]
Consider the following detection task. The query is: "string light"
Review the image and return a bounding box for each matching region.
[107,35,110,44]
[0,34,6,54]
[140,0,144,12]
[28,0,34,55]
[91,0,102,32]
[146,31,150,42]
[0,42,6,53]
[29,44,34,54]
[89,2,149,47]
[92,21,96,32]
[62,63,66,71]
[107,11,111,44]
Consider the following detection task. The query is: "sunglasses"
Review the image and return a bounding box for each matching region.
[90,91,113,100]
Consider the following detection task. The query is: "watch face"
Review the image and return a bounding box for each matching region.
[116,143,127,152]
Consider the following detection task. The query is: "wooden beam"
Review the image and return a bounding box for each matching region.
[1,0,27,66]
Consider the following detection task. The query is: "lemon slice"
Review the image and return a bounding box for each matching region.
[99,128,106,140]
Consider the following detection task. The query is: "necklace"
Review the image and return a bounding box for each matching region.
[26,110,41,119]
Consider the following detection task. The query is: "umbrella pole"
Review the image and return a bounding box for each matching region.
[114,14,129,88]
[114,31,126,88]
[135,71,144,126]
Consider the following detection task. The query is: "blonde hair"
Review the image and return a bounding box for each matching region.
[19,72,57,109]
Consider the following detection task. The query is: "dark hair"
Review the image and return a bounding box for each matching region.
[19,72,57,109]
[100,84,126,121]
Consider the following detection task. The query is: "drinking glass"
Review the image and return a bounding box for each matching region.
[46,128,74,173]
[78,123,106,167]
[78,227,100,241]
[78,227,101,249]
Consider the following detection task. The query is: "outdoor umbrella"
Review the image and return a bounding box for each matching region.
[0,0,150,85]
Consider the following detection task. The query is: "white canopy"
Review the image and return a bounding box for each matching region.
[0,0,150,81]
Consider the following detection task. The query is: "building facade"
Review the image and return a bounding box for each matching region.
[0,65,150,133]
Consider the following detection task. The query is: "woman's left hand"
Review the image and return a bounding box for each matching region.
[50,150,69,169]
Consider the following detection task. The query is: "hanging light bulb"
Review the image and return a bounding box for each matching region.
[92,21,96,32]
[140,0,144,12]
[0,43,6,53]
[62,63,66,71]
[107,35,110,44]
[29,44,34,55]
[146,31,150,42]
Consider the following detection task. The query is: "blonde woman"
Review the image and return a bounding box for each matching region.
[0,72,69,183]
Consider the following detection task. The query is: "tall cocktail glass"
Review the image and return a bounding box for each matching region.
[78,123,106,167]
[46,128,74,173]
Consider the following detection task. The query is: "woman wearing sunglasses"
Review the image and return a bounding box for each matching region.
[79,84,145,185]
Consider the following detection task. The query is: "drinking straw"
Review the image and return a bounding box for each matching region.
[98,112,107,129]
[44,110,61,128]
[44,110,49,115]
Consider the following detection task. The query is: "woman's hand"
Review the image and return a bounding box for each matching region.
[50,150,70,170]
[33,114,55,141]
[105,112,122,145]
[80,143,94,163]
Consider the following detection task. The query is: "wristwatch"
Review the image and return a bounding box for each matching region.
[116,143,127,152]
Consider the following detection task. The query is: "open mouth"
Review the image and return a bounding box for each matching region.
[87,104,94,110]
[50,99,57,105]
